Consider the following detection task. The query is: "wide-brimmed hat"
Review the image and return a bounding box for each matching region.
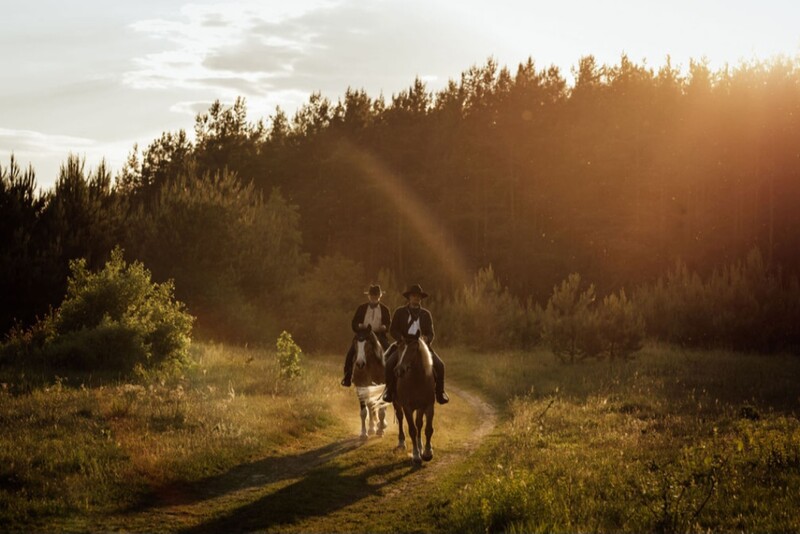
[402,284,429,299]
[365,284,384,296]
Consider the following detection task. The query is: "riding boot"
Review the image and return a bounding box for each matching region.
[382,346,399,402]
[431,349,449,404]
[341,345,355,387]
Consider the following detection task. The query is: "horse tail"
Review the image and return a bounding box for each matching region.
[371,331,385,367]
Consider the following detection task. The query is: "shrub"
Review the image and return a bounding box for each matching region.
[2,247,194,372]
[541,273,599,363]
[542,274,645,363]
[1,313,57,367]
[598,289,645,361]
[437,266,529,349]
[636,248,800,352]
[276,331,302,378]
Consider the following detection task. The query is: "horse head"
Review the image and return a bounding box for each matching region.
[395,332,428,377]
[354,324,374,369]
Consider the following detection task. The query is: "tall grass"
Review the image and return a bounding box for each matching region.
[3,341,798,532]
[434,344,800,533]
[0,342,337,530]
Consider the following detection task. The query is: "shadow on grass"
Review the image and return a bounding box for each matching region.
[123,438,366,514]
[177,455,412,533]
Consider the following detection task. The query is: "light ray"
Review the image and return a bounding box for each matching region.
[338,139,472,289]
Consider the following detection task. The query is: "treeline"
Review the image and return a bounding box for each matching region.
[2,54,800,354]
[435,253,800,354]
[247,54,800,302]
[0,156,306,343]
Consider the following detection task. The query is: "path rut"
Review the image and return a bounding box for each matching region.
[89,382,497,533]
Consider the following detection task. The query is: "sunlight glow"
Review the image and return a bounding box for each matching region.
[339,139,473,289]
[3,0,800,190]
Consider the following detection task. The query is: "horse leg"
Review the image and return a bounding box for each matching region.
[405,408,422,466]
[422,405,434,462]
[414,409,425,460]
[367,403,376,436]
[377,406,387,437]
[395,404,406,450]
[359,400,368,440]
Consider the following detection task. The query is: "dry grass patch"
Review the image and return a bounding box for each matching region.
[0,342,338,530]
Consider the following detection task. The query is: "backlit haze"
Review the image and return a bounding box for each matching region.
[1,0,798,190]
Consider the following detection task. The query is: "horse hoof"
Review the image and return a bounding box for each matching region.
[396,442,406,451]
[368,428,376,436]
[422,450,433,462]
[376,429,385,437]
[379,421,388,430]
[412,456,423,466]
[360,432,368,440]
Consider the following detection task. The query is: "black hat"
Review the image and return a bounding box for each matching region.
[365,284,384,296]
[402,284,429,299]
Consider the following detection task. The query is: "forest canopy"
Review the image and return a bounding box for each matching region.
[2,54,799,352]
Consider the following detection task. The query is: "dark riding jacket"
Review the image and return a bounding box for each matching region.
[390,305,435,346]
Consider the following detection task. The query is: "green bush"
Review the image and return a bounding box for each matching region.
[438,266,531,349]
[599,289,645,361]
[542,273,644,363]
[541,273,599,363]
[2,247,194,372]
[276,331,302,378]
[45,319,149,371]
[636,249,800,352]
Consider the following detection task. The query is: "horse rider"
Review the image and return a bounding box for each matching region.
[341,284,391,387]
[381,284,449,405]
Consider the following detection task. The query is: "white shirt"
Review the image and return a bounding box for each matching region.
[407,309,421,336]
[363,305,383,331]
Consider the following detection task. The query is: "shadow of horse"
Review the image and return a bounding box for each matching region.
[120,438,364,514]
[176,457,411,533]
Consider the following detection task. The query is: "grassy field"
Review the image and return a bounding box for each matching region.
[1,341,798,532]
[433,343,800,533]
[0,342,341,531]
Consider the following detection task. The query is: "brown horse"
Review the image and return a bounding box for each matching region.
[350,326,388,439]
[393,334,435,465]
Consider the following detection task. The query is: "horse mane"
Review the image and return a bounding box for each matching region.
[399,337,433,375]
[367,329,385,365]
[417,338,433,374]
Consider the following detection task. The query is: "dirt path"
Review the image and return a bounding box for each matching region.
[272,385,498,534]
[92,382,496,533]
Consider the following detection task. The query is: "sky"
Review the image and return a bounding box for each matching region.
[1,0,798,190]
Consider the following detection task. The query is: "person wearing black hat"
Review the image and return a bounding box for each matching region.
[381,284,449,404]
[341,285,391,387]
